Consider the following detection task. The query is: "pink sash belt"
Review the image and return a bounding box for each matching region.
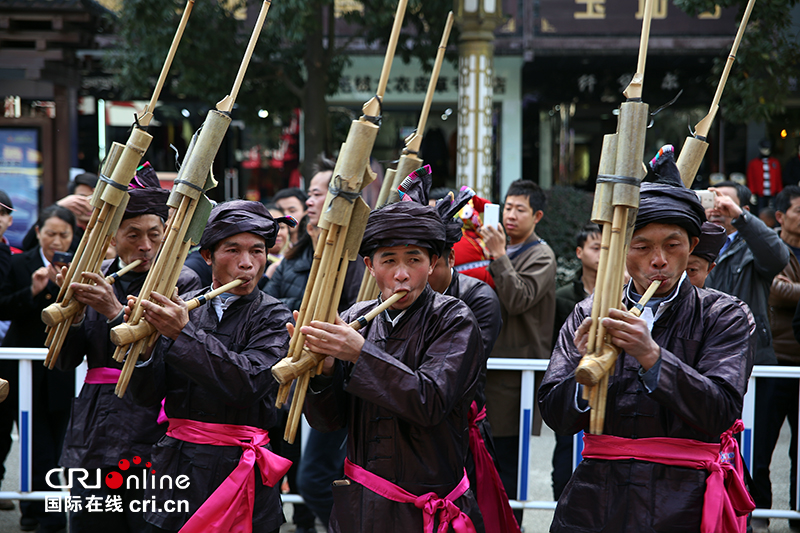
[84,367,168,425]
[344,457,476,533]
[84,367,121,384]
[582,420,755,533]
[166,418,292,533]
[467,402,521,533]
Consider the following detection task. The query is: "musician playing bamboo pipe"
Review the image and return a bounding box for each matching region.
[297,201,485,533]
[53,167,201,533]
[539,149,756,533]
[125,200,294,533]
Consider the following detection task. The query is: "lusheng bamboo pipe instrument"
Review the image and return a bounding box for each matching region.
[358,11,454,303]
[275,0,410,444]
[41,259,143,329]
[676,0,757,187]
[573,0,655,436]
[272,290,407,385]
[110,279,243,347]
[111,1,272,398]
[42,2,194,370]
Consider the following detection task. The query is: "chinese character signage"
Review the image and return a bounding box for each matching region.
[539,0,736,35]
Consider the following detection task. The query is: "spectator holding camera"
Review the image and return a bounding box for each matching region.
[0,204,77,532]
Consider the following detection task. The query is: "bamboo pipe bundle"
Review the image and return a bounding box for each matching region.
[111,1,272,398]
[357,12,454,303]
[676,0,756,187]
[572,0,655,436]
[110,279,243,347]
[275,0,410,444]
[42,2,195,369]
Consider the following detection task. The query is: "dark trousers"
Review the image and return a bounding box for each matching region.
[297,426,347,527]
[69,468,152,533]
[493,435,523,525]
[552,432,574,501]
[752,376,799,510]
[268,410,316,529]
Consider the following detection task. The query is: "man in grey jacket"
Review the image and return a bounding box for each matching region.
[479,179,556,521]
[703,180,790,532]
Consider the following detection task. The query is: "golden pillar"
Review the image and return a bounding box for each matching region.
[455,0,503,199]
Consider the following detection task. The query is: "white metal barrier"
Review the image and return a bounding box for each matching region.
[0,348,798,519]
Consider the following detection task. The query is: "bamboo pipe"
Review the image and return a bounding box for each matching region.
[216,0,271,113]
[41,260,143,328]
[623,0,654,100]
[362,0,408,118]
[110,279,243,347]
[676,0,757,187]
[137,0,195,127]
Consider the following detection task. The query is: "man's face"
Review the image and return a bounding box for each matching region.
[428,248,455,293]
[626,223,698,297]
[201,232,267,296]
[364,244,437,310]
[777,196,800,241]
[275,197,305,242]
[36,216,73,263]
[706,186,740,233]
[306,171,332,227]
[686,255,713,288]
[576,233,602,273]
[112,215,164,273]
[503,195,541,245]
[0,210,12,238]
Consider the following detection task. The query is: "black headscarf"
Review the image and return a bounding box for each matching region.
[692,221,727,263]
[124,162,170,221]
[636,145,706,238]
[398,165,475,248]
[199,200,296,251]
[360,202,446,258]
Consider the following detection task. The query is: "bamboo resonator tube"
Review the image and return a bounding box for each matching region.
[42,2,194,370]
[110,279,243,347]
[275,0,409,445]
[573,0,655,436]
[111,1,271,399]
[675,0,757,186]
[357,12,454,303]
[41,260,143,329]
[271,290,407,385]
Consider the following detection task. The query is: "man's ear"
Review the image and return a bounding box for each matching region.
[200,248,212,267]
[688,236,700,254]
[533,210,544,224]
[447,248,456,269]
[776,211,786,227]
[428,254,439,275]
[364,255,375,277]
[708,261,716,275]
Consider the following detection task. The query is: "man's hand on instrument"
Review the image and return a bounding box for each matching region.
[300,316,365,367]
[573,317,593,358]
[69,272,123,320]
[286,311,335,377]
[602,308,661,371]
[138,290,189,341]
[477,224,507,259]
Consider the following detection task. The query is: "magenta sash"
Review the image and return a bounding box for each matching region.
[84,367,167,425]
[344,457,476,533]
[84,367,122,384]
[167,418,291,533]
[582,420,755,533]
[467,402,521,533]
